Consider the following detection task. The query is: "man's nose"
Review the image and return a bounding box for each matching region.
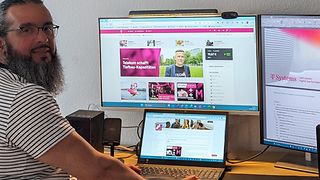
[35,29,49,43]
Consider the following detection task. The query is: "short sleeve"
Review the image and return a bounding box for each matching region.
[6,84,74,159]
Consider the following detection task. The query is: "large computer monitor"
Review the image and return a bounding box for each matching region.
[260,15,320,173]
[99,15,258,112]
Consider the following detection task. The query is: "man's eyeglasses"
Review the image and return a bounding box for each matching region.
[6,24,60,39]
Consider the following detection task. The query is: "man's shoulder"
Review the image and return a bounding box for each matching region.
[0,68,36,90]
[184,65,191,71]
[11,84,56,114]
[165,64,174,70]
[23,83,47,91]
[7,82,54,104]
[19,84,52,98]
[0,69,28,93]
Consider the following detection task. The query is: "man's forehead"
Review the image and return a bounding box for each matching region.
[6,3,52,26]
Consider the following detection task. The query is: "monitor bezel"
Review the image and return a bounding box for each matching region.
[98,15,260,113]
[138,108,229,168]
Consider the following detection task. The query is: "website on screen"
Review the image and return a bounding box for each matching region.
[99,16,258,111]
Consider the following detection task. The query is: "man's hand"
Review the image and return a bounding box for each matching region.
[183,175,198,180]
[125,163,198,180]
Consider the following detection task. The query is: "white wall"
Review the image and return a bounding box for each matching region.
[42,0,319,148]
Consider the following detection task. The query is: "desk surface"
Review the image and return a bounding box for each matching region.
[112,151,318,179]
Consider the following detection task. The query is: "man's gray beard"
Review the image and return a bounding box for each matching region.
[5,42,64,95]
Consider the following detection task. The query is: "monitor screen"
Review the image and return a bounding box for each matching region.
[99,15,258,111]
[260,15,320,153]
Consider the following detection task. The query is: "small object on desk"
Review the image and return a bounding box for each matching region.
[225,165,232,172]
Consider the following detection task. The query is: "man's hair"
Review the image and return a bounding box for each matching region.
[0,0,43,37]
[175,49,184,53]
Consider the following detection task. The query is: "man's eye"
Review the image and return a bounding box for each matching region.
[20,26,34,33]
[43,26,53,32]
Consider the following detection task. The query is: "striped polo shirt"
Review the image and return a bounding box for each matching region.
[0,67,75,179]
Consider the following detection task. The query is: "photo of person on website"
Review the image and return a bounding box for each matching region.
[182,119,190,129]
[171,119,181,128]
[177,82,204,101]
[121,81,147,100]
[148,82,175,101]
[165,50,191,77]
[128,83,138,96]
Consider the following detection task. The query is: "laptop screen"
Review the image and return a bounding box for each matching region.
[139,109,228,167]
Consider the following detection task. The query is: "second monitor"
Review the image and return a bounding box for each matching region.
[260,14,320,173]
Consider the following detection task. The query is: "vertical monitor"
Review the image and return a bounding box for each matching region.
[99,15,258,111]
[260,15,320,154]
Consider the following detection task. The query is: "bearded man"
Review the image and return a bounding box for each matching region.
[0,0,144,179]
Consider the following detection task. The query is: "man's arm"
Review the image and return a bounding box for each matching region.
[38,131,144,180]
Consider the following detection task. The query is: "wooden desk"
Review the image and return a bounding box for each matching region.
[227,161,317,177]
[227,151,318,178]
[111,151,318,179]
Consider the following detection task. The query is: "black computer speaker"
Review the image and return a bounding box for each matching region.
[66,110,104,152]
[103,118,122,146]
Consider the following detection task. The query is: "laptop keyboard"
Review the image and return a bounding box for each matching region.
[140,166,223,179]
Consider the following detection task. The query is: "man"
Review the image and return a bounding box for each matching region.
[165,50,191,77]
[171,119,181,128]
[0,0,145,179]
[165,121,171,128]
[0,1,198,179]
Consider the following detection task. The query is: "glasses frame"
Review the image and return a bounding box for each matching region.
[6,24,60,39]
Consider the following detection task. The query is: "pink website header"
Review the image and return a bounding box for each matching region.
[100,28,254,34]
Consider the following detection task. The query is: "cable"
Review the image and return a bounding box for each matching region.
[134,119,144,156]
[227,145,270,164]
[136,119,144,140]
[116,145,135,152]
[86,103,109,118]
[104,145,136,152]
[122,125,139,129]
[87,103,101,111]
[117,153,136,160]
[127,145,136,149]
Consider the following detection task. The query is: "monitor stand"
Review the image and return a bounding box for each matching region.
[274,152,318,174]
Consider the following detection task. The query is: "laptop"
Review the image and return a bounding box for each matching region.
[137,109,228,180]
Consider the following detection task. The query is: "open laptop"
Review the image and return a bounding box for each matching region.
[137,109,228,180]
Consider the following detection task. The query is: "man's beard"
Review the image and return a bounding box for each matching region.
[5,42,64,95]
